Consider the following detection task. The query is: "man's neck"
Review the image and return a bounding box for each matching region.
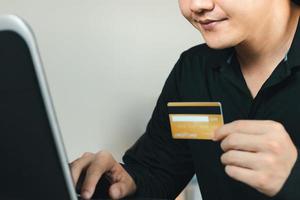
[235,3,300,72]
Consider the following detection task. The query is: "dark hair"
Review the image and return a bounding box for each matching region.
[293,0,300,5]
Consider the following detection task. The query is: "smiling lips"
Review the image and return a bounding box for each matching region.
[196,18,228,31]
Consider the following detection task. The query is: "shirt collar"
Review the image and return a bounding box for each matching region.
[207,47,235,70]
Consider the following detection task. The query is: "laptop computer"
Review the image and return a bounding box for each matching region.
[0,15,112,200]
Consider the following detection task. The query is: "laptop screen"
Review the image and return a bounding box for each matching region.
[0,31,71,200]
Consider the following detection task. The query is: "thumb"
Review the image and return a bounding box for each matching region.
[109,182,132,200]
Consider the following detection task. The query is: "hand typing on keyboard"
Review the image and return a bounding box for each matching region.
[70,151,137,200]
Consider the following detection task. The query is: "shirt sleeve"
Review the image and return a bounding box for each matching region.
[272,148,300,200]
[121,55,195,199]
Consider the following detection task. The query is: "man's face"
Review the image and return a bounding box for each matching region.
[179,0,272,49]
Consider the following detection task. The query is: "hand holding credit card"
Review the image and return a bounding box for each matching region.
[168,102,224,140]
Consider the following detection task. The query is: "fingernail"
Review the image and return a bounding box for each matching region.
[82,190,91,199]
[212,134,216,141]
[212,132,218,141]
[111,188,120,198]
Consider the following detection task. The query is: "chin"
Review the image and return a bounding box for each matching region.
[205,41,233,50]
[202,32,242,50]
[204,35,239,50]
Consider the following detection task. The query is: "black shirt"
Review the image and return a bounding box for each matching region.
[122,18,300,200]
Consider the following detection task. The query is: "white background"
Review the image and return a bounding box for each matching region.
[0,0,203,163]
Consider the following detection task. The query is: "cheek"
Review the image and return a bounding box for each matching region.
[202,20,248,49]
[228,18,252,41]
[178,0,191,19]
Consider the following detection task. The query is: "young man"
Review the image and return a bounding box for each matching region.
[71,0,300,199]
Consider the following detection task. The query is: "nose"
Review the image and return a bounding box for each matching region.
[190,0,214,13]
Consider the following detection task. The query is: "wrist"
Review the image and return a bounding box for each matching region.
[272,148,300,199]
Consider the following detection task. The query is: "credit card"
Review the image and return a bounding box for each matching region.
[167,102,224,140]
